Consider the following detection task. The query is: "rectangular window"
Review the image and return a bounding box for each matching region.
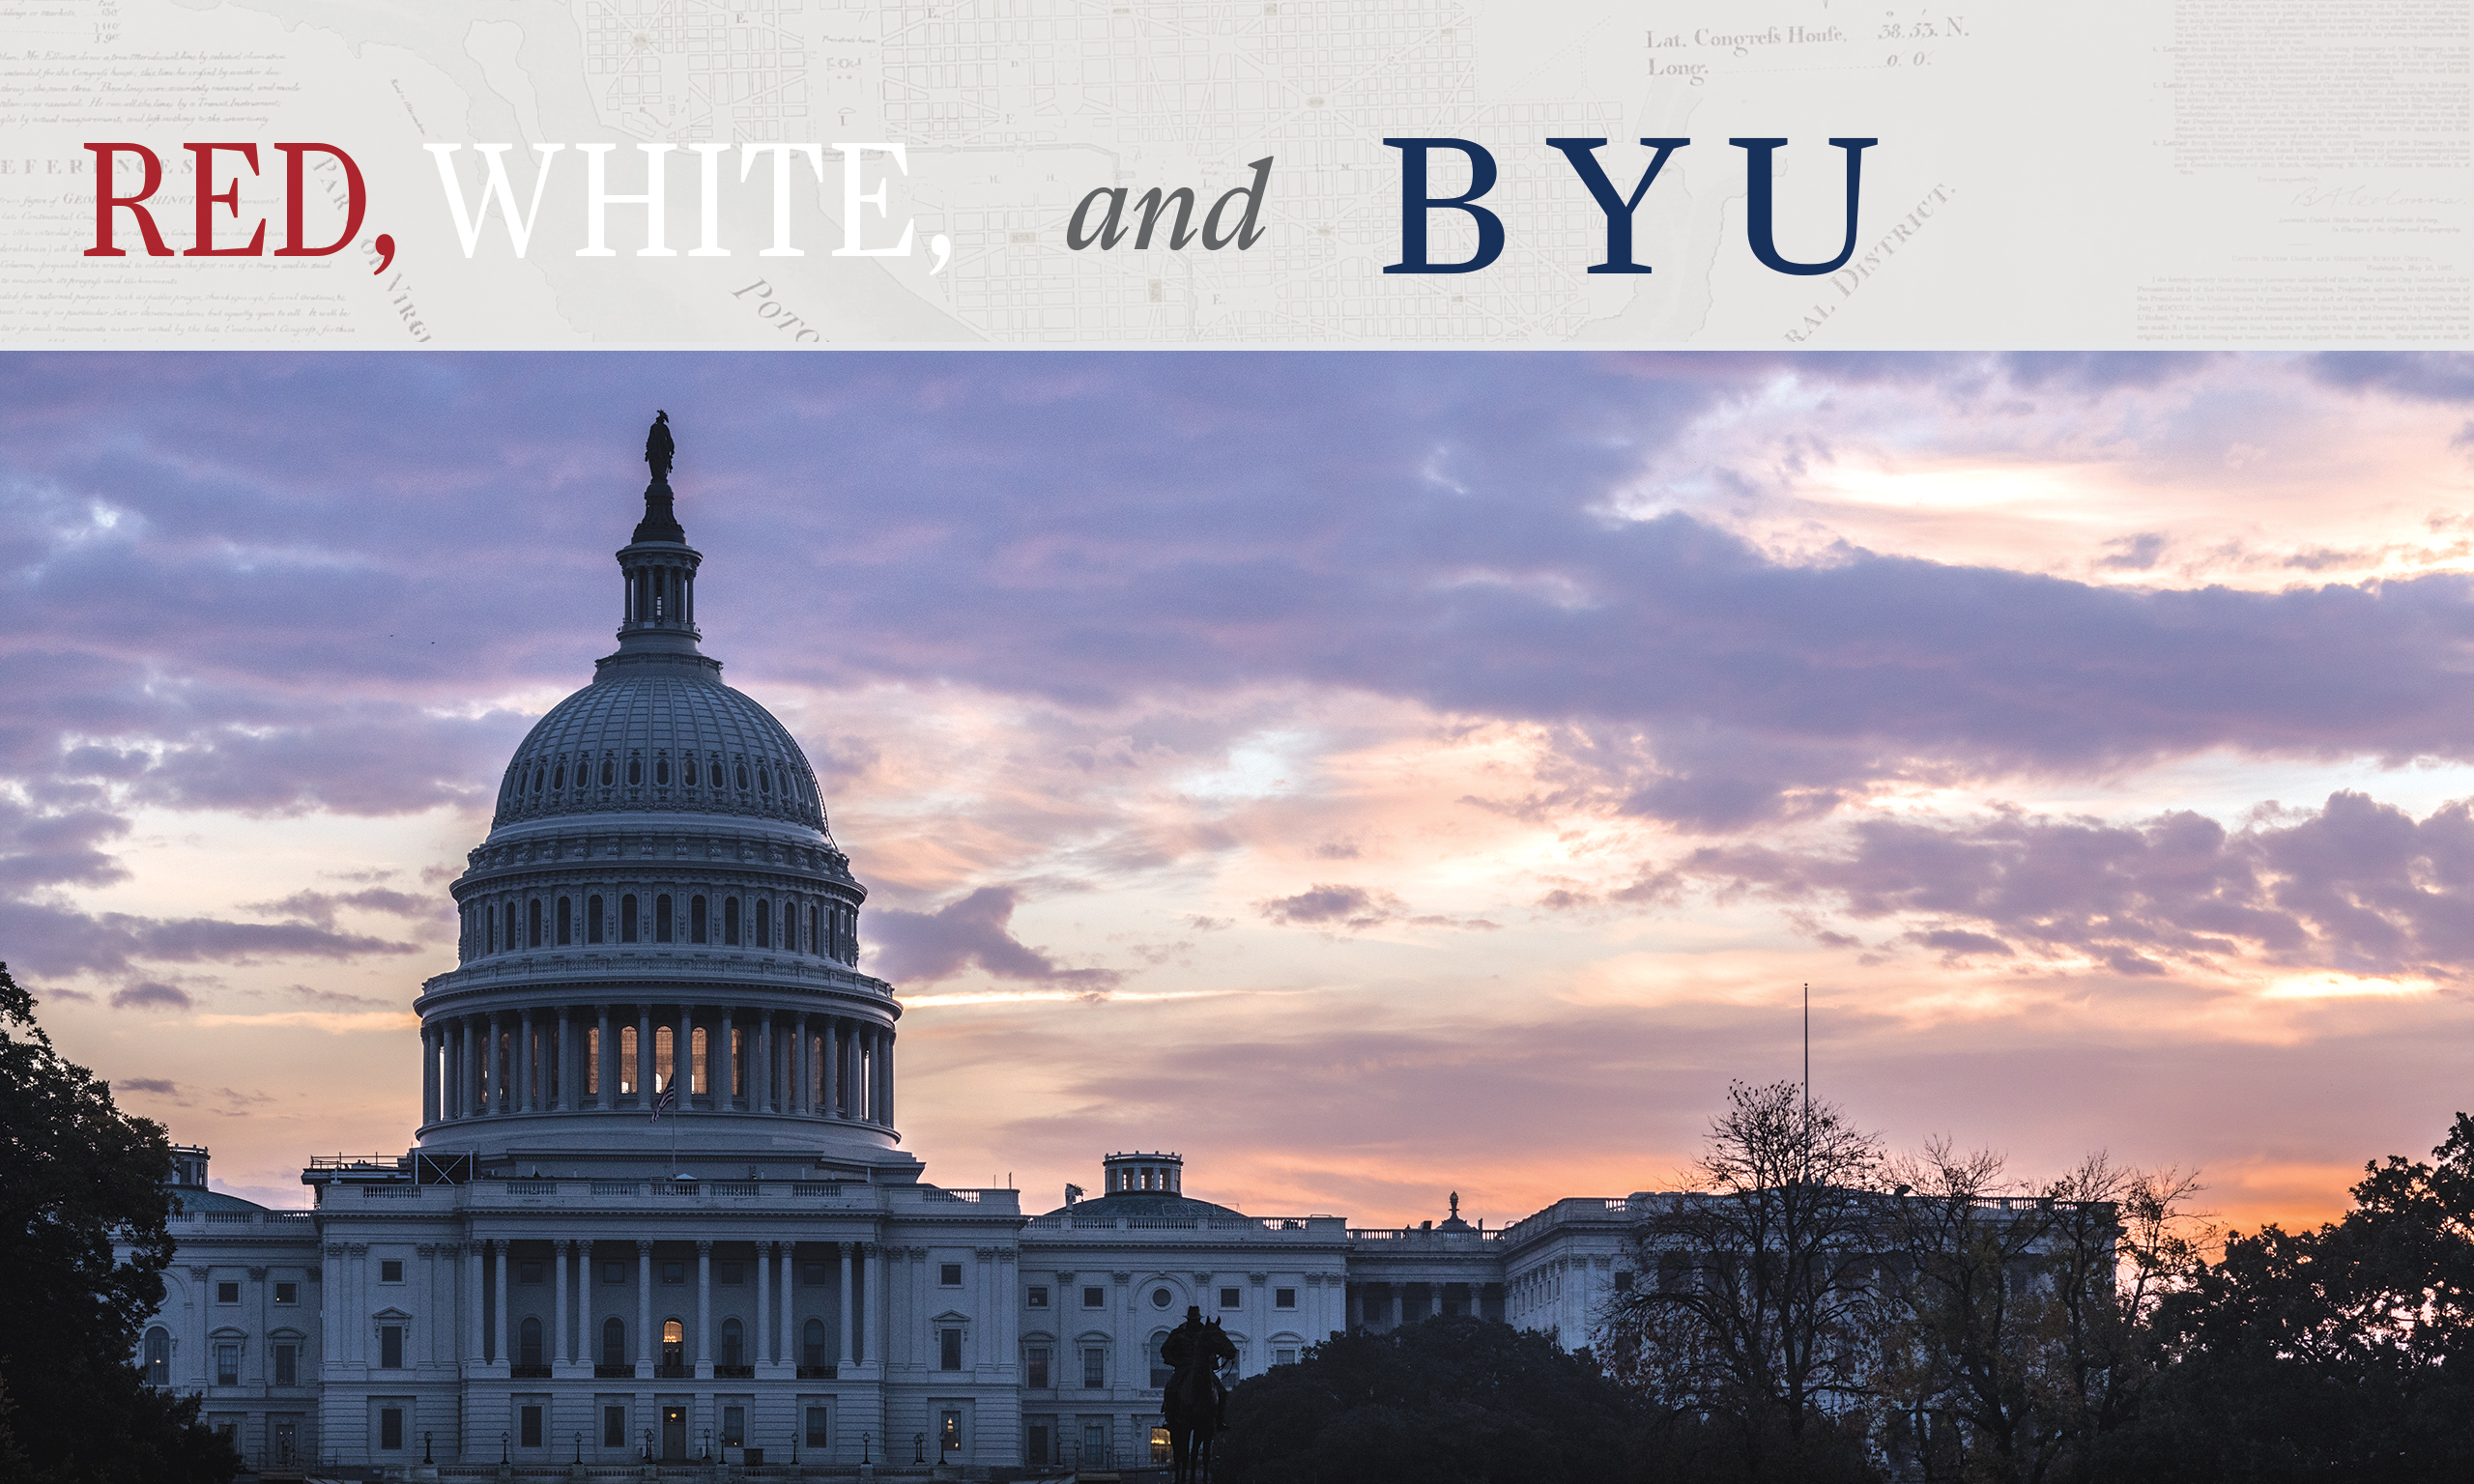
[620,894,639,943]
[1027,1285,1050,1308]
[557,896,572,945]
[1027,1347,1050,1388]
[521,1404,542,1448]
[1081,1286,1105,1309]
[662,1262,685,1285]
[380,1407,404,1451]
[655,894,674,943]
[719,1261,744,1285]
[1081,1347,1107,1389]
[1275,1288,1296,1309]
[588,894,604,944]
[273,1281,298,1304]
[940,1410,961,1454]
[380,1260,404,1284]
[519,1260,543,1285]
[722,1406,744,1447]
[1219,1287,1241,1309]
[1275,1348,1297,1366]
[939,1262,963,1286]
[603,1262,624,1285]
[216,1281,240,1304]
[1082,1420,1108,1462]
[691,895,708,944]
[939,1327,963,1370]
[604,1405,627,1447]
[805,1406,830,1449]
[215,1344,240,1385]
[380,1326,404,1369]
[1026,1418,1052,1467]
[273,1344,296,1386]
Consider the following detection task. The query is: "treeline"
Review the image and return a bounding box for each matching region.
[1222,1081,2474,1484]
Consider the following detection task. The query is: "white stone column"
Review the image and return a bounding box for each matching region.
[863,1242,881,1368]
[997,1250,1018,1375]
[976,1248,995,1368]
[677,1004,694,1105]
[494,1241,509,1369]
[466,1241,485,1363]
[637,1006,653,1104]
[780,1242,795,1369]
[837,1243,854,1367]
[755,1241,771,1366]
[757,1013,773,1113]
[719,1007,735,1108]
[421,1024,439,1125]
[555,1009,572,1112]
[881,1032,894,1127]
[517,1007,533,1111]
[555,1240,572,1367]
[315,1251,338,1382]
[826,1023,846,1118]
[695,1241,712,1378]
[595,1005,612,1108]
[635,1241,652,1369]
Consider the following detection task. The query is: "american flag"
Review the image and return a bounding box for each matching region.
[648,1085,677,1123]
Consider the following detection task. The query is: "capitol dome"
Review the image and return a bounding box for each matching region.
[408,438,911,1177]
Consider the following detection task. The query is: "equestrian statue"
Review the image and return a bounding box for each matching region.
[1159,1305,1237,1484]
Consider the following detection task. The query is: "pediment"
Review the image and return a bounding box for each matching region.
[930,1308,972,1325]
[371,1305,415,1321]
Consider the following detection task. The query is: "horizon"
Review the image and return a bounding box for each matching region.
[6,349,2472,1234]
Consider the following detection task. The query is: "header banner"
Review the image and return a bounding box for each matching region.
[6,0,2467,346]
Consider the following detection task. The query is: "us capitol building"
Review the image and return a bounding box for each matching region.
[127,450,1647,1474]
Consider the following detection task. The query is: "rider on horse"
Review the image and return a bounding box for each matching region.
[1160,1305,1237,1482]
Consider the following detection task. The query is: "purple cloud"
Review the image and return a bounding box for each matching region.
[1633,790,2474,980]
[111,981,193,1012]
[868,886,1117,987]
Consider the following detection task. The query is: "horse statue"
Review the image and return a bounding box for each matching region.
[1160,1306,1237,1484]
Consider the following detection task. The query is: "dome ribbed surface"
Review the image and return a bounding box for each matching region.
[493,671,829,832]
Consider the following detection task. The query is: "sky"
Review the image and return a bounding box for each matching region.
[6,350,2474,1233]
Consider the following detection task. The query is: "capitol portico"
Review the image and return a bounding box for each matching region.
[127,444,1645,1474]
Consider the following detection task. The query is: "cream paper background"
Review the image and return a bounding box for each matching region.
[1,0,2465,346]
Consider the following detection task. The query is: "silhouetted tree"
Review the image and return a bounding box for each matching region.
[2099,1114,2474,1483]
[0,961,238,1484]
[1596,1080,1886,1482]
[1217,1315,1633,1484]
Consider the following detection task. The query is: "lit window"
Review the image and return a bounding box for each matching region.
[143,1327,170,1386]
[940,1263,963,1286]
[1275,1288,1296,1309]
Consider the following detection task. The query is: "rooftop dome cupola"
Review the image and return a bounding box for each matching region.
[608,411,710,678]
[1103,1150,1182,1194]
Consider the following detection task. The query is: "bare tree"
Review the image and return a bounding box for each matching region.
[1870,1146,2211,1484]
[1597,1080,1887,1480]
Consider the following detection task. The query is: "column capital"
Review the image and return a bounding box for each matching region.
[187,1265,212,1279]
[638,1239,655,1252]
[696,1239,713,1253]
[554,1236,575,1251]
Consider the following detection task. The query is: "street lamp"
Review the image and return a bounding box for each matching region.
[500,1430,509,1464]
[574,1430,583,1464]
[913,1432,927,1465]
[702,1426,712,1461]
[861,1430,873,1465]
[643,1426,653,1461]
[422,1431,433,1465]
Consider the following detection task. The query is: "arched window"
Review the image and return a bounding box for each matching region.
[529,899,544,948]
[662,1319,685,1372]
[682,759,698,787]
[656,895,675,943]
[629,757,644,786]
[808,904,820,956]
[620,895,639,943]
[721,1318,744,1368]
[691,896,708,945]
[143,1326,170,1386]
[552,762,566,790]
[803,1319,827,1368]
[502,901,517,954]
[656,756,671,786]
[754,899,771,949]
[723,897,740,946]
[588,895,604,945]
[601,758,616,786]
[757,766,771,794]
[736,763,751,791]
[603,1317,625,1369]
[520,1316,544,1369]
[532,765,545,793]
[556,897,573,946]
